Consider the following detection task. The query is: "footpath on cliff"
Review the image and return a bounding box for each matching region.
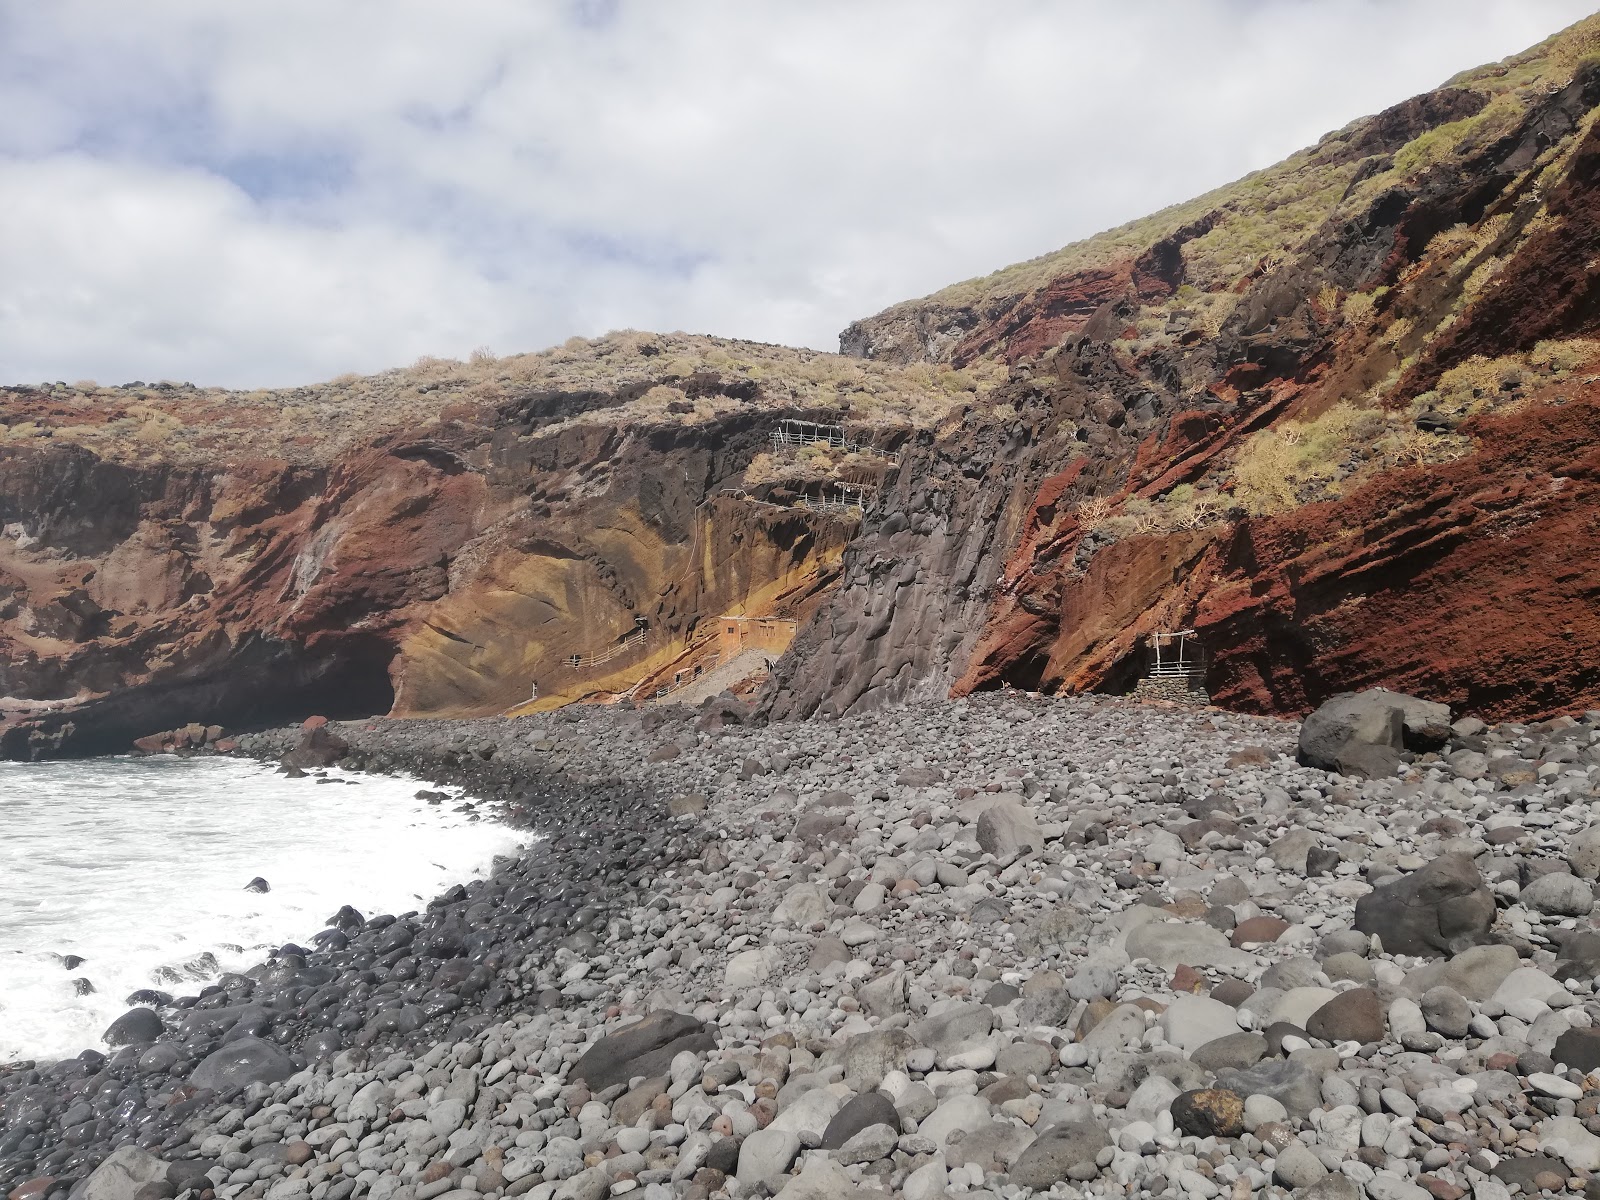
[11,689,1600,1200]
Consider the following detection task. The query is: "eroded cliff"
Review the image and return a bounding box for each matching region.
[0,335,989,755]
[770,16,1600,722]
[7,18,1600,753]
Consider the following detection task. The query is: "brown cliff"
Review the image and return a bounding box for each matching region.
[8,19,1600,752]
[0,335,989,756]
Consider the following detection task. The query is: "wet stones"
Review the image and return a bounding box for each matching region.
[188,1036,295,1092]
[101,1008,164,1048]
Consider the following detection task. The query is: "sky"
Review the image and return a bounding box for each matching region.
[0,0,1595,389]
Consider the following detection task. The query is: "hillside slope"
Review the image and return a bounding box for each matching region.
[6,18,1600,755]
[766,14,1600,722]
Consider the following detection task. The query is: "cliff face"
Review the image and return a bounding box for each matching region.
[8,22,1600,753]
[770,20,1600,722]
[0,336,978,756]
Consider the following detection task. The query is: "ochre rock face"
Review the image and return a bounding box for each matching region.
[0,388,858,756]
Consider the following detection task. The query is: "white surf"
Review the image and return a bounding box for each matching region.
[0,755,523,1063]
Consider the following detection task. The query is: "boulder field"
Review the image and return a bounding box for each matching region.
[12,690,1600,1200]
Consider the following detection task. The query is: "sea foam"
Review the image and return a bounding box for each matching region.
[0,755,522,1062]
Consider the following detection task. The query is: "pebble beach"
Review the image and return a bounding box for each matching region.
[9,692,1600,1200]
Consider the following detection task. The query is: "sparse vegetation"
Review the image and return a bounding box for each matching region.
[0,331,1006,466]
[1409,340,1600,424]
[1230,399,1484,516]
[865,12,1600,368]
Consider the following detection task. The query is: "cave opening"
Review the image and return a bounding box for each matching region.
[989,648,1052,693]
[9,636,399,759]
[252,636,400,730]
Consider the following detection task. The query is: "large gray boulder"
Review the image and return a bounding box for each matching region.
[569,1011,717,1090]
[1353,855,1496,957]
[975,802,1042,857]
[190,1037,296,1092]
[68,1146,167,1200]
[1009,1121,1112,1188]
[1298,689,1451,774]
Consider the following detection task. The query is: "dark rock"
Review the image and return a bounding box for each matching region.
[102,1009,164,1048]
[1306,847,1341,876]
[704,1136,739,1175]
[1555,934,1600,979]
[569,1011,717,1091]
[1209,979,1255,1008]
[1230,916,1288,948]
[164,1162,218,1193]
[1263,1022,1310,1057]
[1170,1089,1245,1139]
[1353,854,1495,957]
[1305,988,1385,1044]
[244,877,270,894]
[1554,1027,1600,1074]
[189,1037,295,1092]
[821,1091,901,1149]
[1491,1155,1569,1194]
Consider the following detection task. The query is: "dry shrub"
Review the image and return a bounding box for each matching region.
[1233,405,1359,515]
[1075,496,1114,530]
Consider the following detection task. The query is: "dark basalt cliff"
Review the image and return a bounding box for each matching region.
[6,19,1600,754]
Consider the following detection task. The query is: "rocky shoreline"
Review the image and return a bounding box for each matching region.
[0,712,695,1199]
[8,692,1600,1200]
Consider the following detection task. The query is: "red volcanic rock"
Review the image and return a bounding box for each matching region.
[301,715,328,731]
[1198,396,1600,720]
[0,380,853,758]
[955,388,1600,723]
[952,265,1138,366]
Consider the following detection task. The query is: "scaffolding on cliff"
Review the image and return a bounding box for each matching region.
[561,619,650,671]
[769,419,863,453]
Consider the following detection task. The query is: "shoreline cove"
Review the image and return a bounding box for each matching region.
[0,759,524,1064]
[3,695,1600,1200]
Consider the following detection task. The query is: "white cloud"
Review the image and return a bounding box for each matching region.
[0,0,1593,387]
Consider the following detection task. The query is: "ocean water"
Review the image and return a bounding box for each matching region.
[0,756,525,1063]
